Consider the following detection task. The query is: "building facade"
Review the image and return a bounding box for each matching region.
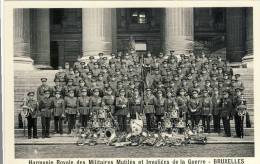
[14,8,253,70]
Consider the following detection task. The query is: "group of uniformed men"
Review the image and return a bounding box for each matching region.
[22,50,250,139]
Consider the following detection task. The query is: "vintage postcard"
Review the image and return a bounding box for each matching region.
[2,0,259,164]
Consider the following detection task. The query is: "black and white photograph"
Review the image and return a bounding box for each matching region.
[11,6,254,159]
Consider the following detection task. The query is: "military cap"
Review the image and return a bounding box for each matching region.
[54,78,60,82]
[217,56,222,59]
[80,62,85,65]
[27,91,35,96]
[223,72,229,76]
[154,68,159,71]
[68,89,74,93]
[98,53,104,56]
[192,80,198,84]
[87,72,92,75]
[133,88,139,92]
[179,88,186,92]
[213,87,219,91]
[111,53,115,56]
[122,61,126,64]
[79,79,85,83]
[170,50,175,53]
[211,74,217,77]
[81,88,87,92]
[44,90,50,94]
[166,69,171,72]
[181,78,187,81]
[89,56,94,59]
[103,57,107,60]
[146,88,152,91]
[41,78,47,82]
[106,87,113,91]
[157,90,163,93]
[94,62,98,65]
[115,68,120,72]
[119,89,125,93]
[191,60,195,64]
[235,87,243,92]
[84,66,89,69]
[177,67,182,70]
[212,63,217,66]
[68,78,74,82]
[128,65,133,68]
[204,61,209,65]
[223,90,229,94]
[55,91,61,95]
[65,62,69,65]
[69,67,74,71]
[98,73,103,77]
[202,89,208,93]
[93,88,99,92]
[180,54,185,57]
[163,60,167,64]
[58,66,63,69]
[205,79,211,82]
[218,78,224,83]
[159,52,164,55]
[117,81,123,84]
[184,55,189,59]
[74,70,79,73]
[192,90,199,94]
[235,74,240,77]
[174,74,179,77]
[217,67,223,70]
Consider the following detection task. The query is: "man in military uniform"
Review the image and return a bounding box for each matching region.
[220,90,233,137]
[64,79,76,97]
[212,87,222,133]
[188,90,202,129]
[90,88,102,116]
[233,74,245,91]
[39,90,53,138]
[201,89,213,133]
[65,68,75,83]
[52,78,64,97]
[143,88,156,131]
[102,87,116,115]
[77,88,91,128]
[37,78,51,101]
[129,88,143,119]
[73,70,82,87]
[64,90,78,134]
[55,66,66,86]
[232,88,247,138]
[22,91,39,139]
[92,62,101,79]
[155,90,166,129]
[52,91,65,135]
[115,89,129,132]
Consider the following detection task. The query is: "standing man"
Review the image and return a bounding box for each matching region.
[201,89,213,133]
[37,78,51,101]
[143,88,156,132]
[188,90,202,129]
[220,90,233,137]
[115,89,129,132]
[52,91,65,135]
[77,88,91,128]
[39,90,53,138]
[212,87,222,133]
[64,90,78,134]
[129,88,143,119]
[21,91,39,139]
[154,90,166,130]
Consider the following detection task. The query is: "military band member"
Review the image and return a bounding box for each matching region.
[65,68,75,83]
[52,78,64,97]
[73,70,82,87]
[115,89,129,132]
[188,90,202,129]
[37,78,51,101]
[77,88,91,128]
[233,74,245,91]
[143,88,156,131]
[220,90,233,137]
[154,90,166,129]
[102,87,116,114]
[165,90,179,127]
[201,89,213,133]
[39,90,53,138]
[22,91,39,139]
[64,79,76,96]
[233,88,247,138]
[52,91,65,134]
[55,66,66,86]
[90,88,103,116]
[212,87,222,133]
[129,88,143,119]
[176,88,189,124]
[64,90,78,134]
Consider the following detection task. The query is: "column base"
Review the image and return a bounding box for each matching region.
[14,56,34,70]
[242,54,254,69]
[34,65,53,70]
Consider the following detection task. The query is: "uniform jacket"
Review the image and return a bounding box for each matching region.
[37,84,51,101]
[188,97,202,115]
[211,95,222,115]
[176,96,188,113]
[201,96,213,115]
[52,97,65,117]
[39,97,53,118]
[77,96,91,115]
[102,95,115,113]
[220,98,233,118]
[90,96,102,113]
[115,96,129,116]
[143,94,156,114]
[129,95,143,115]
[22,98,39,118]
[64,96,77,114]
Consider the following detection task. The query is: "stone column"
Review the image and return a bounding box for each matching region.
[163,8,194,58]
[13,9,34,70]
[226,8,245,63]
[242,8,253,68]
[112,9,117,53]
[30,9,51,69]
[81,8,113,61]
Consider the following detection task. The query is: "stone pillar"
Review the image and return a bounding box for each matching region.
[81,8,113,61]
[226,8,245,63]
[242,8,253,68]
[13,9,34,70]
[112,9,117,53]
[163,8,194,58]
[30,9,51,69]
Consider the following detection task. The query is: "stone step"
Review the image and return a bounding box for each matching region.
[15,127,254,138]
